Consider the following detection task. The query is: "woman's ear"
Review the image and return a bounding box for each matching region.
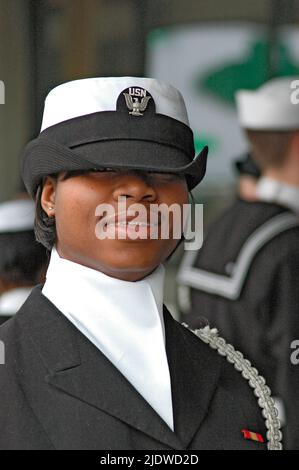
[41,177,57,218]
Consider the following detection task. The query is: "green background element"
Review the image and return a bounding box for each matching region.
[196,40,299,105]
[193,131,218,155]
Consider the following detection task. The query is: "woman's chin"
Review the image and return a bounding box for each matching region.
[94,259,161,281]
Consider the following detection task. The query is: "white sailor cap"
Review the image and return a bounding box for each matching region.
[40,76,190,131]
[0,199,35,233]
[236,76,299,130]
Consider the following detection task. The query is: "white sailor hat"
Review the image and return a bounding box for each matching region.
[0,199,35,233]
[236,76,299,130]
[21,77,208,197]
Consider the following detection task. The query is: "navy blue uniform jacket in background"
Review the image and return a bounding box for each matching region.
[0,286,266,450]
[182,199,299,449]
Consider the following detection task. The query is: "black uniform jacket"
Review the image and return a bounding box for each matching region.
[0,316,11,326]
[180,199,299,449]
[0,286,267,450]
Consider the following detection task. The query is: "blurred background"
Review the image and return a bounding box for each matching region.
[0,0,299,313]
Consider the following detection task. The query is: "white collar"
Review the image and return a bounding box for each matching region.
[0,287,33,316]
[42,247,174,430]
[256,177,299,214]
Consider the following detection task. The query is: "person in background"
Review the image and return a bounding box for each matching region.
[234,152,261,202]
[177,151,261,318]
[0,199,47,324]
[178,77,299,449]
[177,152,261,318]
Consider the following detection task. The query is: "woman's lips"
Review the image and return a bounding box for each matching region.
[103,219,160,239]
[95,210,172,240]
[104,211,160,225]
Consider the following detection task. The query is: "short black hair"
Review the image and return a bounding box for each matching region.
[35,182,57,251]
[0,230,47,285]
[34,170,95,251]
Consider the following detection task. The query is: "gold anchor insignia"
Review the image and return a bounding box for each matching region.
[123,92,151,116]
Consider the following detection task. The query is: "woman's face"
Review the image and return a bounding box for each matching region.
[41,169,188,281]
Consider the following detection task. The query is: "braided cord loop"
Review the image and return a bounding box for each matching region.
[182,324,283,450]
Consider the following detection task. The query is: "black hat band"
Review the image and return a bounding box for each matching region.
[39,111,195,158]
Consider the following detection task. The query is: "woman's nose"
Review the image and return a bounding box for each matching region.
[112,172,157,202]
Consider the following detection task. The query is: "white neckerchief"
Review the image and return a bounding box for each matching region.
[256,177,299,214]
[42,247,174,430]
[0,287,33,316]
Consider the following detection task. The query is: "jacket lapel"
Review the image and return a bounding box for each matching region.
[18,287,222,449]
[47,331,184,449]
[19,288,182,449]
